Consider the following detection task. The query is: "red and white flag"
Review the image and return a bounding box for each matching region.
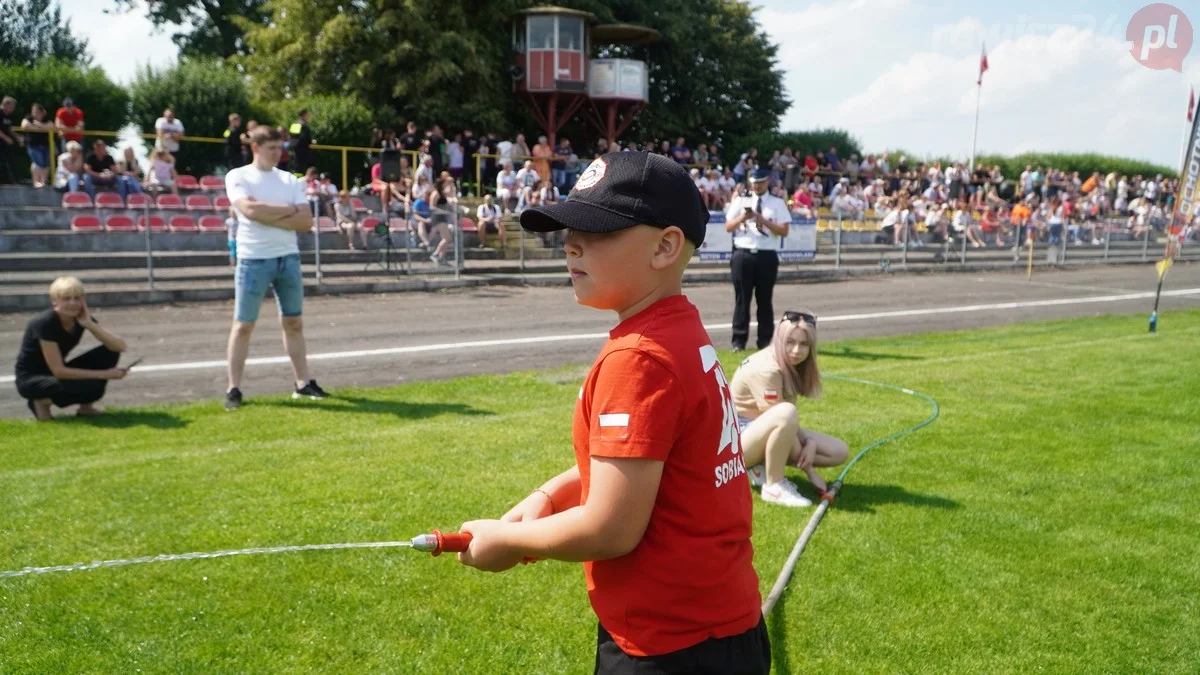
[1189,86,1195,123]
[977,43,989,85]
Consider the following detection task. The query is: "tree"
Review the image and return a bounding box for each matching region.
[129,59,258,175]
[108,0,267,58]
[238,0,789,147]
[0,0,90,67]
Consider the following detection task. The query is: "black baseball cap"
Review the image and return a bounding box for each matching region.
[519,152,707,247]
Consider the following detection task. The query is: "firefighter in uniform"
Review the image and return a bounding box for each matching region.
[724,167,791,350]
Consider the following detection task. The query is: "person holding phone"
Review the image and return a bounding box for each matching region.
[14,277,132,421]
[724,167,791,351]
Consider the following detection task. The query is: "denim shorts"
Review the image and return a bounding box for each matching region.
[27,146,50,169]
[234,253,303,322]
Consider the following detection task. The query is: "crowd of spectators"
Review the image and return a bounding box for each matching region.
[2,91,1197,251]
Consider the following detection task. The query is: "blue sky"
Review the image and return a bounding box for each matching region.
[61,0,1198,167]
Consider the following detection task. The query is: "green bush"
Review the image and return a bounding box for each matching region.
[0,59,128,169]
[975,152,1176,180]
[722,129,863,167]
[267,94,377,184]
[128,59,257,176]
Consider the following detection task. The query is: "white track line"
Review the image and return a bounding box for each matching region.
[3,287,1199,384]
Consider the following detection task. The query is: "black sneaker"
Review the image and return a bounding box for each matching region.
[293,380,329,400]
[224,388,243,411]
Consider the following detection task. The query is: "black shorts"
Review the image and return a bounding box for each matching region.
[594,616,770,675]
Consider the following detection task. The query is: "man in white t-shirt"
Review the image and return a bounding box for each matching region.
[154,108,185,156]
[475,194,505,248]
[223,126,328,410]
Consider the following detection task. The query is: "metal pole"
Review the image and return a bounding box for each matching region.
[143,199,154,290]
[312,211,322,286]
[969,81,982,174]
[1103,219,1111,260]
[834,215,842,270]
[1027,231,1035,280]
[901,215,908,269]
[960,222,967,265]
[341,148,348,199]
[454,208,462,280]
[404,214,411,275]
[1142,226,1150,261]
[519,220,526,274]
[476,155,483,198]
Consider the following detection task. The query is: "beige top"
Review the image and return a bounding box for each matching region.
[729,348,792,418]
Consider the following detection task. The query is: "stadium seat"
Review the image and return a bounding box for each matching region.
[168,215,198,232]
[459,217,478,233]
[361,217,382,233]
[103,215,137,232]
[62,193,93,209]
[94,193,124,209]
[126,193,152,210]
[137,216,167,232]
[388,217,409,232]
[197,215,227,232]
[156,194,185,210]
[176,175,200,191]
[351,197,370,213]
[69,214,103,232]
[213,195,232,210]
[185,195,213,211]
[199,176,225,191]
[317,216,339,232]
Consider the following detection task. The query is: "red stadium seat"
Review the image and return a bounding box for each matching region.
[317,216,339,232]
[388,217,409,232]
[213,195,232,210]
[185,195,212,211]
[176,175,200,191]
[351,197,370,213]
[198,215,227,232]
[137,215,167,232]
[459,217,478,233]
[126,193,152,209]
[361,217,382,233]
[156,194,185,210]
[94,193,124,209]
[103,215,137,232]
[199,175,225,191]
[69,214,103,232]
[62,192,93,209]
[168,215,198,232]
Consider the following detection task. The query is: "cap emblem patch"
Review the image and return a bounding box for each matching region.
[574,158,607,191]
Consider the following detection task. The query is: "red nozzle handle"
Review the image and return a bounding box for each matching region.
[429,530,472,556]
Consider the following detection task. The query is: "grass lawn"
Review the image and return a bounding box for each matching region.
[1,309,1198,673]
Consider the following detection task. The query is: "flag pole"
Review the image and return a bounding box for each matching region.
[969,82,982,174]
[1180,87,1194,172]
[969,43,986,174]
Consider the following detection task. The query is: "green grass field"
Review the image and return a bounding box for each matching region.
[2,310,1199,673]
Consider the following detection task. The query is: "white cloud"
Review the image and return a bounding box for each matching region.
[758,2,1200,168]
[58,0,180,84]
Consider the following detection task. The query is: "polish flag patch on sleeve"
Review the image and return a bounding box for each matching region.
[763,390,779,401]
[598,413,630,441]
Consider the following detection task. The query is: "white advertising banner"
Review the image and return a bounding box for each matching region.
[697,211,817,262]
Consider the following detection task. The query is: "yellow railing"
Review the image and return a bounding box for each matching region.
[14,128,407,193]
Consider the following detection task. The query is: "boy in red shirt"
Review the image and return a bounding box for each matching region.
[457,152,768,674]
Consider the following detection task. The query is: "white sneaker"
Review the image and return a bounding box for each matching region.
[761,480,813,507]
[747,464,766,488]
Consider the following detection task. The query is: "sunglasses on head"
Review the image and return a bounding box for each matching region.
[783,311,817,326]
